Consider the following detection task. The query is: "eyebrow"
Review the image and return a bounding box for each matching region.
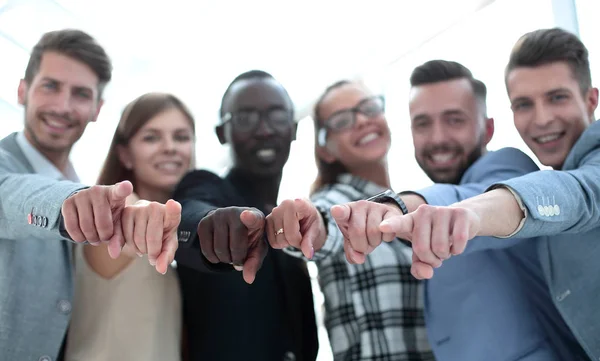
[235,104,287,112]
[511,87,573,103]
[40,77,94,93]
[412,109,467,122]
[141,127,192,133]
[411,113,430,123]
[441,109,468,117]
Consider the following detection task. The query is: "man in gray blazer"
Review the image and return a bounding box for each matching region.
[366,28,599,360]
[0,29,182,361]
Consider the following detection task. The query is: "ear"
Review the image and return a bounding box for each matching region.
[586,87,599,121]
[483,117,495,145]
[291,122,298,141]
[91,98,104,123]
[316,145,337,164]
[18,79,28,105]
[215,124,227,145]
[116,144,133,170]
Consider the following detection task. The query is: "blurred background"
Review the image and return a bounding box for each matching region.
[1,0,598,359]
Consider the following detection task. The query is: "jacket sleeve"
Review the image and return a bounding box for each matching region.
[0,148,87,242]
[172,169,235,273]
[407,147,540,253]
[491,145,600,238]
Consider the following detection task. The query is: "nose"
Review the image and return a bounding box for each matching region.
[532,103,554,128]
[54,90,72,114]
[354,112,372,129]
[254,117,275,137]
[429,121,447,145]
[162,137,177,154]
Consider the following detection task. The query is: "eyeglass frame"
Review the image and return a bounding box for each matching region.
[317,95,385,147]
[220,106,295,135]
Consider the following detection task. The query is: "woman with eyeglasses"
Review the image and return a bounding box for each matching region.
[266,80,434,360]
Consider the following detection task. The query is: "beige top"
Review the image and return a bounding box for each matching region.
[65,245,182,361]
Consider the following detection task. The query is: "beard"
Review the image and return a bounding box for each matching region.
[417,134,485,185]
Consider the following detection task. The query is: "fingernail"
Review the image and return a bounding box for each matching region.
[310,247,315,259]
[233,265,243,271]
[149,259,156,266]
[160,269,167,275]
[136,252,143,257]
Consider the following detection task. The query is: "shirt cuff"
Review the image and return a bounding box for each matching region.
[489,184,528,238]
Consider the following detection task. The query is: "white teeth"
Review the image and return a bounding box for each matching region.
[358,133,379,145]
[431,153,454,164]
[535,133,562,144]
[257,148,276,161]
[45,118,69,129]
[156,162,180,171]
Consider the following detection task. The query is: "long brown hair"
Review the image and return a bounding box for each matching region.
[97,92,196,187]
[310,80,352,195]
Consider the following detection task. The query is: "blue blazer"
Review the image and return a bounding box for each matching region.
[495,120,600,360]
[412,147,586,360]
[0,133,87,360]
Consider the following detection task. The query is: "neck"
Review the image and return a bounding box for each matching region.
[350,158,391,188]
[25,130,71,174]
[135,184,171,204]
[231,167,282,206]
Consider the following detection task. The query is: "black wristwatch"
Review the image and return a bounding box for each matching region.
[366,189,408,215]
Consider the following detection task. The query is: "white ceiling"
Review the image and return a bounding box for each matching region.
[0,0,494,117]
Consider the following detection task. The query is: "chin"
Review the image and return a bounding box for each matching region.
[248,163,284,177]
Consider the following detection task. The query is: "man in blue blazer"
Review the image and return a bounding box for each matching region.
[0,29,182,361]
[344,28,598,360]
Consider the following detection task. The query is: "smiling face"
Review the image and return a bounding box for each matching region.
[18,51,103,156]
[409,78,493,184]
[316,83,391,170]
[507,61,598,169]
[118,107,195,194]
[217,77,296,177]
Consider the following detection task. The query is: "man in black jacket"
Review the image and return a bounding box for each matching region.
[173,70,318,361]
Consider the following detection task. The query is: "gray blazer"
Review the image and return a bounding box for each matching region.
[497,120,600,360]
[0,133,86,361]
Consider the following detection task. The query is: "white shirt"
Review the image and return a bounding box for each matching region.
[16,131,79,182]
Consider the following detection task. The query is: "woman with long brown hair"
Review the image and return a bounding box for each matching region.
[65,92,196,361]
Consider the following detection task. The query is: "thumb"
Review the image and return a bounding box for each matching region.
[108,181,133,205]
[379,214,414,235]
[163,199,182,230]
[240,209,265,231]
[330,204,351,225]
[294,198,314,221]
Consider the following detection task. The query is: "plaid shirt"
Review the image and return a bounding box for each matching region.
[286,174,434,361]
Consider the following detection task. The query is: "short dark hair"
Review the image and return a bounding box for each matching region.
[410,60,487,115]
[219,69,293,119]
[24,29,112,97]
[506,27,591,94]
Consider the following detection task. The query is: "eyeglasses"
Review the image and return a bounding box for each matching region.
[221,107,293,134]
[317,95,385,146]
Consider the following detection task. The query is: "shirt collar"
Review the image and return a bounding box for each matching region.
[16,131,80,182]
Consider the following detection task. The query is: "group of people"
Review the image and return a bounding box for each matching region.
[0,24,598,361]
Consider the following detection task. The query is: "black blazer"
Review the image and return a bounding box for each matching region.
[173,169,318,361]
